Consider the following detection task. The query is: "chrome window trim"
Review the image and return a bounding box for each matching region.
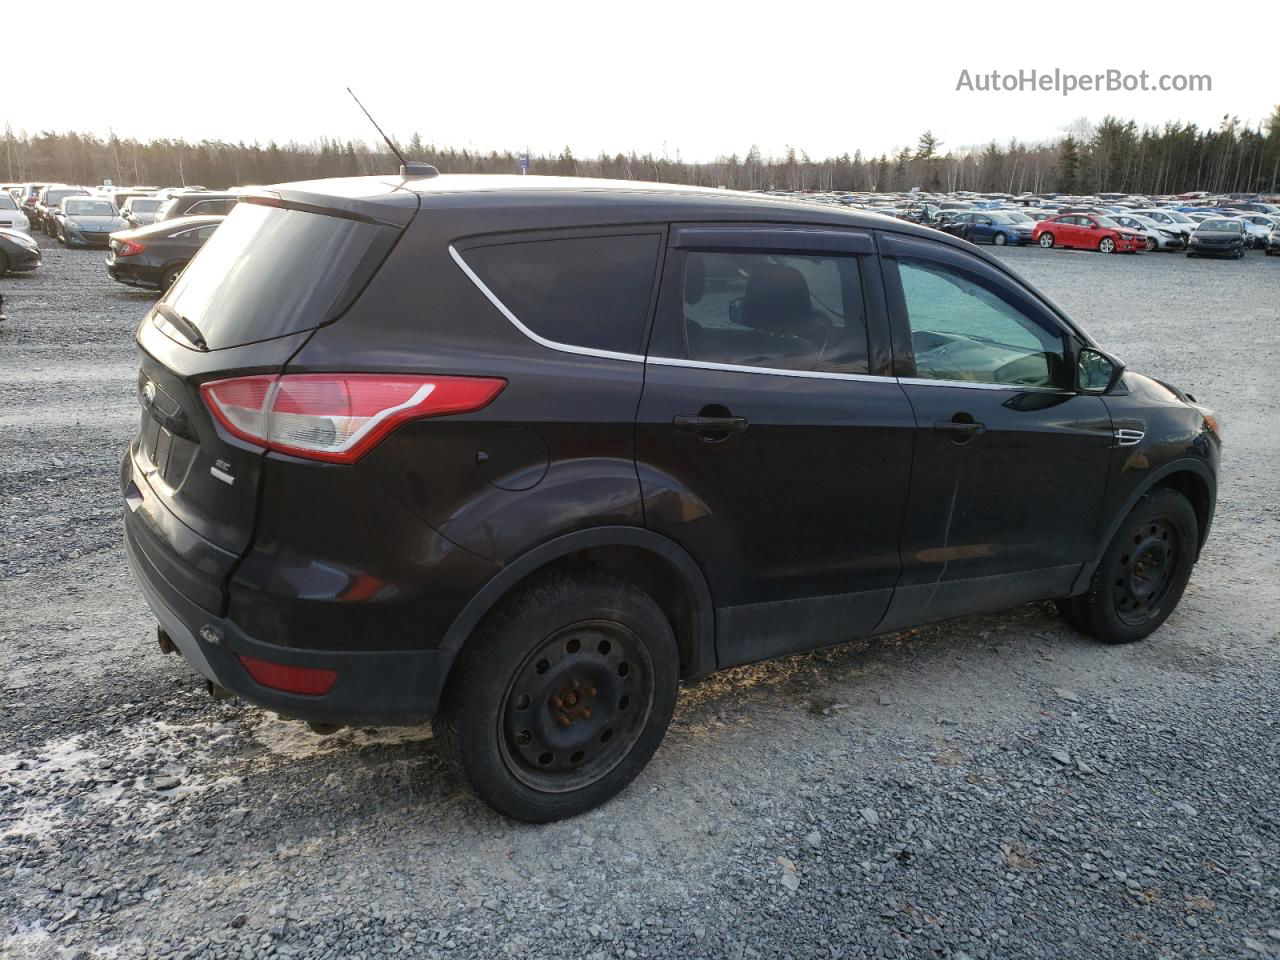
[647,355,886,383]
[896,376,1071,394]
[448,244,645,364]
[450,243,1077,393]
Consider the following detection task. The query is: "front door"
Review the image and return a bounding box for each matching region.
[875,233,1114,632]
[636,225,915,667]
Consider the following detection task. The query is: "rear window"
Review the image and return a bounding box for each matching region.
[162,202,398,350]
[461,234,661,354]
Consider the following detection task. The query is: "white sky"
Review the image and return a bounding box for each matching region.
[9,0,1274,162]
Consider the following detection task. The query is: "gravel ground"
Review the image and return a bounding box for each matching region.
[1,235,1278,960]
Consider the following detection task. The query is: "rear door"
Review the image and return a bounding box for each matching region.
[126,196,409,612]
[636,224,915,667]
[875,232,1113,631]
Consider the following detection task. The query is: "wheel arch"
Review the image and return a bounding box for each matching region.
[1102,458,1216,557]
[439,526,717,682]
[1070,458,1215,597]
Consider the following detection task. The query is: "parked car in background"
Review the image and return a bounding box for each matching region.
[154,191,239,222]
[962,210,1034,245]
[0,193,31,233]
[1110,213,1185,251]
[121,174,1220,821]
[106,215,223,289]
[52,197,128,247]
[1235,214,1276,248]
[1127,208,1197,244]
[109,188,158,211]
[1186,219,1246,258]
[1033,214,1144,253]
[35,185,91,233]
[122,196,164,229]
[1266,224,1280,256]
[0,227,42,275]
[15,183,47,223]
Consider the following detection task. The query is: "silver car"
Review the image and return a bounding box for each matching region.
[1111,213,1186,251]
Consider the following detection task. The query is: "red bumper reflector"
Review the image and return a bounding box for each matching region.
[238,655,338,696]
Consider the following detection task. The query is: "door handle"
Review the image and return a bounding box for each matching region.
[933,414,985,444]
[932,420,984,435]
[673,415,748,434]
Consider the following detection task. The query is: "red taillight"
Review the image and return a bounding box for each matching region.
[200,374,506,463]
[238,655,337,696]
[114,238,147,257]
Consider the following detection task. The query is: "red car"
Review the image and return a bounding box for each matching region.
[1032,214,1145,253]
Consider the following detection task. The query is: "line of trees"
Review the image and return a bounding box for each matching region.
[4,110,1279,196]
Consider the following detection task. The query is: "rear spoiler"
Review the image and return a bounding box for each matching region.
[238,185,418,229]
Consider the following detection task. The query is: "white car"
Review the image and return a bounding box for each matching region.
[1127,208,1198,243]
[0,192,31,233]
[1110,213,1186,251]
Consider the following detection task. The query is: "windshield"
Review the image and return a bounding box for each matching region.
[0,196,16,210]
[48,190,87,205]
[1198,220,1239,233]
[162,202,399,350]
[1093,216,1120,228]
[65,200,116,217]
[1166,212,1194,223]
[130,198,162,212]
[1004,212,1032,223]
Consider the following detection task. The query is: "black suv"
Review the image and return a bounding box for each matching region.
[122,174,1220,821]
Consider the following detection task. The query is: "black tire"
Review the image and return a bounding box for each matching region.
[434,566,679,822]
[1056,487,1198,645]
[993,232,1007,246]
[1038,232,1055,248]
[1144,237,1157,252]
[1098,236,1116,254]
[160,263,184,289]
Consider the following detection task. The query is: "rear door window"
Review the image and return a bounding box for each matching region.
[650,248,870,374]
[458,233,662,355]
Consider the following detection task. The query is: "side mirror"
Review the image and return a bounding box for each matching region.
[1077,347,1124,395]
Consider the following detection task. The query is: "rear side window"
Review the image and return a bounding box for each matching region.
[163,202,397,350]
[461,234,661,354]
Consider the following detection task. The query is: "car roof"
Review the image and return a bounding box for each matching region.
[255,173,981,237]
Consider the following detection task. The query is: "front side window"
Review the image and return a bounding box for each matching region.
[461,234,661,355]
[656,249,869,374]
[897,258,1066,388]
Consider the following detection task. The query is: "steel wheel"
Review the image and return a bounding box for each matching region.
[1112,519,1181,626]
[993,232,1007,246]
[1144,237,1157,252]
[1038,233,1055,248]
[499,619,654,793]
[1099,237,1116,254]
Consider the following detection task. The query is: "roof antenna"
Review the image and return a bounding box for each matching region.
[346,87,439,180]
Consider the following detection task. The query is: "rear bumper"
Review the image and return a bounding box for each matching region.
[107,260,160,288]
[121,446,457,726]
[125,518,452,725]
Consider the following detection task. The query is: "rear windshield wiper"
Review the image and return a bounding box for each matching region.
[154,303,207,351]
